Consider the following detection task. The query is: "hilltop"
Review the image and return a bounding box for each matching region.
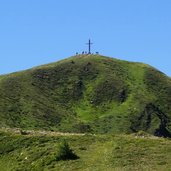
[0,54,171,137]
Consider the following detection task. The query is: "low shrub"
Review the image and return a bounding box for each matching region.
[56,140,79,161]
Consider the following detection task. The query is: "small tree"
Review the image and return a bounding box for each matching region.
[56,140,79,161]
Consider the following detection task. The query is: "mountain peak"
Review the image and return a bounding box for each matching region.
[0,55,171,137]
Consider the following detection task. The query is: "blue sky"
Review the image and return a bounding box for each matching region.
[0,0,171,76]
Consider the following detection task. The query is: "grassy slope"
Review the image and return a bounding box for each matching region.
[0,129,171,171]
[0,55,171,136]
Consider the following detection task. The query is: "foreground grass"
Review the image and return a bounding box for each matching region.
[0,130,171,171]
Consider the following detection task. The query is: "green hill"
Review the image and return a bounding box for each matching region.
[0,54,171,137]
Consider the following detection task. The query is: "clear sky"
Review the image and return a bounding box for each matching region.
[1,0,171,76]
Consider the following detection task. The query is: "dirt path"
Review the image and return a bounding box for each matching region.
[0,127,87,136]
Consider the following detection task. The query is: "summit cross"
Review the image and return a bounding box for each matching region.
[86,39,93,54]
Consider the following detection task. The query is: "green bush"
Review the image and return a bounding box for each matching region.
[56,140,79,161]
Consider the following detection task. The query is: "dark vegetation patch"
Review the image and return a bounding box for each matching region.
[56,140,79,161]
[144,68,171,134]
[31,61,98,104]
[130,103,171,137]
[89,79,128,105]
[144,68,171,111]
[73,122,92,133]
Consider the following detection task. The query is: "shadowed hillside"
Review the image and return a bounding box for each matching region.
[0,55,171,137]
